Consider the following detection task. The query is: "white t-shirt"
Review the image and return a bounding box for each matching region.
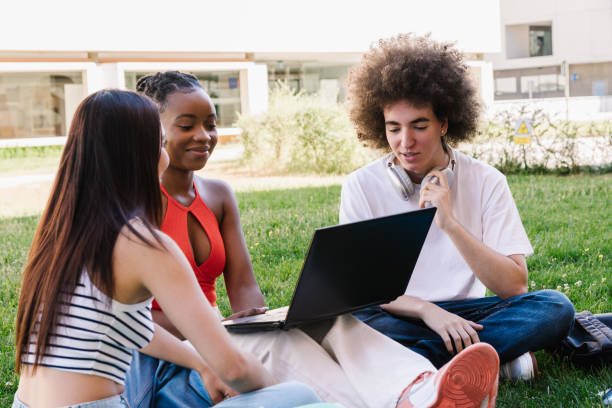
[339,149,533,302]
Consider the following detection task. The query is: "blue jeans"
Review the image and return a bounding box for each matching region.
[353,290,575,368]
[124,351,322,407]
[13,394,129,408]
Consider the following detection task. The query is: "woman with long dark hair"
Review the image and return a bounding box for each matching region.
[13,89,321,408]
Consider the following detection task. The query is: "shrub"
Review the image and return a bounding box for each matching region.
[461,105,612,175]
[0,145,63,160]
[237,83,373,174]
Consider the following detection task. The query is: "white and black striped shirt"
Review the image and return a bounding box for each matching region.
[22,270,155,385]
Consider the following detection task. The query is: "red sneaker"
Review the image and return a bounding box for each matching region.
[397,343,500,408]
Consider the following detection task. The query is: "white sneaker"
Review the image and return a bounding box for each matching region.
[500,351,538,380]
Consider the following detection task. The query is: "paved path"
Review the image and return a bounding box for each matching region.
[0,145,244,188]
[0,173,56,188]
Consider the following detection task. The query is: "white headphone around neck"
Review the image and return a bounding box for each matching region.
[385,148,456,201]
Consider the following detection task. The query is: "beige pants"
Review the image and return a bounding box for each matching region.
[230,314,435,408]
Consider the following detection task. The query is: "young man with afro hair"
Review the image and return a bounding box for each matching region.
[341,34,575,380]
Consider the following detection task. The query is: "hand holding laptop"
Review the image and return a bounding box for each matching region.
[223,307,268,321]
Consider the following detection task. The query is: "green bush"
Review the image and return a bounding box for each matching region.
[237,83,373,174]
[462,106,612,175]
[0,145,63,160]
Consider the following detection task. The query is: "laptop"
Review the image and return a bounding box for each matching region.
[223,207,436,332]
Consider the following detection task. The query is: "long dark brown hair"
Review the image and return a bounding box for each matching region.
[15,89,164,372]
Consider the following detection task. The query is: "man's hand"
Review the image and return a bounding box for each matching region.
[382,295,483,355]
[419,169,456,231]
[419,302,483,354]
[198,366,239,404]
[222,307,268,321]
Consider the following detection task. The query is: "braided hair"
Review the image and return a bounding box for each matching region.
[136,71,202,112]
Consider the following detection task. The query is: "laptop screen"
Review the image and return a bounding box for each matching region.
[284,207,436,327]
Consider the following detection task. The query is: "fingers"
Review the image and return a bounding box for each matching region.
[466,321,481,344]
[419,177,446,208]
[469,321,484,331]
[425,169,448,188]
[210,385,238,403]
[223,307,268,321]
[439,331,454,354]
[419,192,436,209]
[449,327,464,353]
[419,185,437,208]
[439,322,482,355]
[238,307,267,317]
[210,389,225,404]
[418,195,428,209]
[457,325,481,350]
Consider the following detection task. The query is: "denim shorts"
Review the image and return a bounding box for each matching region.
[13,394,130,408]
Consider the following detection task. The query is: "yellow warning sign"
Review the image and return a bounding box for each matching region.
[514,119,532,145]
[514,136,531,145]
[516,122,529,134]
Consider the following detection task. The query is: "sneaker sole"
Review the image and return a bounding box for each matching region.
[432,343,500,408]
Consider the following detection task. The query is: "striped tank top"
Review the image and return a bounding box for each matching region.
[22,270,154,385]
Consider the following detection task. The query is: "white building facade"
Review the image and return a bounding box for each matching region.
[0,0,500,143]
[484,0,612,120]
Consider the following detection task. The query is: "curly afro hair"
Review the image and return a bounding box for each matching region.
[347,33,481,149]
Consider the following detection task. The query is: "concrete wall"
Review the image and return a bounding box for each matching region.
[489,95,612,121]
[505,24,530,59]
[486,0,612,69]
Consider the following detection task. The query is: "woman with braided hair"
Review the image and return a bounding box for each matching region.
[123,70,502,408]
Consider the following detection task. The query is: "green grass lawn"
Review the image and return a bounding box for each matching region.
[1,174,611,407]
[0,146,62,177]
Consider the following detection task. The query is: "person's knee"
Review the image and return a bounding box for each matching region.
[549,290,575,330]
[535,290,574,313]
[532,289,575,335]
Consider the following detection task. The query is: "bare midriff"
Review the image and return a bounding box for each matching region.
[17,366,123,408]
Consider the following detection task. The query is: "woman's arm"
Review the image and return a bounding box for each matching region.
[140,323,238,403]
[214,180,266,315]
[113,223,276,393]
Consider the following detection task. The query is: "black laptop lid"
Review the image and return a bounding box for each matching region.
[283,207,436,328]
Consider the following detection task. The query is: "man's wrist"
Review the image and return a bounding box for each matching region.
[440,215,461,235]
[404,296,429,320]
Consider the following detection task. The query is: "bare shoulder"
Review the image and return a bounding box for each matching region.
[194,176,236,218]
[195,176,234,198]
[113,219,197,302]
[114,219,184,270]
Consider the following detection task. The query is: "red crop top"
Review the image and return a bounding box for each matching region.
[152,183,226,310]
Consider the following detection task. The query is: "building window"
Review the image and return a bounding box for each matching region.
[529,25,552,57]
[569,62,612,97]
[495,77,517,97]
[494,67,564,100]
[266,62,353,102]
[124,71,241,127]
[0,72,84,139]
